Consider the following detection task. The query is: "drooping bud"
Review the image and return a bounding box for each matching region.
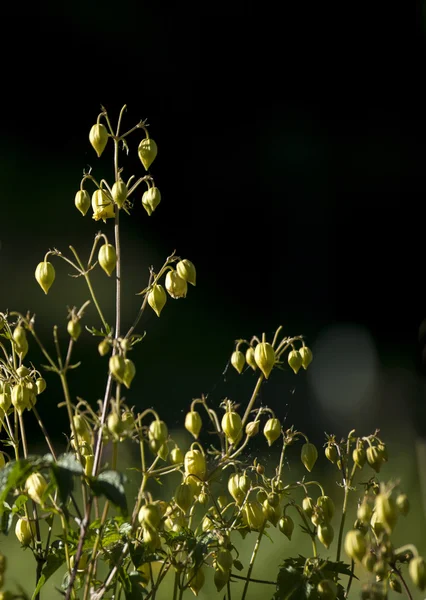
[123,359,136,389]
[389,576,402,594]
[16,366,30,377]
[409,556,426,591]
[89,123,109,157]
[149,420,168,446]
[231,350,245,374]
[278,515,294,540]
[67,318,82,341]
[374,493,397,533]
[357,501,372,523]
[25,472,48,505]
[353,447,366,468]
[317,580,337,600]
[366,446,382,472]
[109,355,126,383]
[141,187,161,215]
[13,325,28,358]
[98,244,117,277]
[73,414,91,444]
[91,189,115,221]
[317,496,335,522]
[184,448,206,480]
[138,137,158,171]
[35,261,55,295]
[344,529,366,562]
[176,259,196,286]
[243,501,265,531]
[288,349,303,374]
[107,413,123,439]
[138,503,162,529]
[245,420,259,437]
[301,442,318,472]
[147,284,167,317]
[165,270,187,299]
[396,493,409,516]
[157,442,169,461]
[325,444,338,463]
[0,390,11,412]
[254,342,275,379]
[302,496,315,518]
[245,347,257,370]
[185,411,202,439]
[111,180,128,209]
[98,339,111,356]
[75,190,91,216]
[221,410,243,445]
[15,518,35,546]
[170,446,184,465]
[263,500,281,526]
[175,483,193,513]
[228,473,245,505]
[11,383,30,415]
[299,346,313,369]
[317,523,334,549]
[263,418,282,446]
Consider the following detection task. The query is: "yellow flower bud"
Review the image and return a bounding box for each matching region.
[176,259,196,286]
[138,137,158,170]
[109,355,126,383]
[149,420,168,445]
[89,123,108,157]
[366,446,382,472]
[221,410,242,445]
[169,446,183,465]
[11,383,31,415]
[141,187,161,215]
[317,496,335,522]
[165,270,187,299]
[13,325,28,358]
[243,501,265,531]
[107,413,123,439]
[25,473,48,505]
[325,444,338,463]
[143,527,162,550]
[278,515,294,540]
[245,347,257,370]
[98,244,117,277]
[409,556,426,591]
[185,410,202,439]
[263,418,282,446]
[123,359,136,389]
[353,447,366,468]
[375,493,397,533]
[317,523,334,549]
[301,442,318,472]
[184,448,206,480]
[138,503,162,529]
[344,529,366,562]
[98,339,111,356]
[231,350,245,374]
[67,318,81,341]
[357,501,372,523]
[91,189,115,222]
[254,342,275,379]
[148,284,167,317]
[175,483,193,513]
[0,392,11,413]
[35,261,55,295]
[288,349,303,374]
[111,180,128,209]
[299,346,313,369]
[15,518,35,546]
[75,190,91,216]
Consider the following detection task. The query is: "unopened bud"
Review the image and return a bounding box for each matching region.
[278,515,294,540]
[109,355,126,383]
[67,318,81,342]
[35,261,55,295]
[317,496,335,522]
[138,137,158,171]
[396,493,409,516]
[221,410,242,445]
[317,523,334,549]
[254,342,275,379]
[366,446,382,472]
[301,442,318,472]
[98,339,111,356]
[170,447,183,465]
[13,325,28,358]
[75,190,91,216]
[344,529,367,562]
[185,410,202,439]
[89,123,109,157]
[299,346,313,369]
[175,483,193,513]
[243,501,265,531]
[111,180,128,209]
[92,189,115,221]
[123,359,136,389]
[245,347,257,370]
[231,350,245,374]
[409,557,426,591]
[303,496,315,518]
[141,187,161,215]
[11,383,30,415]
[148,284,167,317]
[353,447,366,468]
[149,420,168,445]
[184,448,206,480]
[25,473,48,505]
[325,444,338,463]
[288,349,303,374]
[15,518,35,546]
[98,244,117,277]
[245,421,259,437]
[165,270,187,299]
[138,503,162,529]
[357,501,372,523]
[263,418,281,446]
[375,493,397,533]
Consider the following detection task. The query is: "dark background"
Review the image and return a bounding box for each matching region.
[1,3,426,449]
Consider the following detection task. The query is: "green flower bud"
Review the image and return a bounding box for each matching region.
[377,443,388,462]
[263,418,281,446]
[288,349,303,374]
[184,448,206,480]
[221,410,242,445]
[91,189,115,221]
[143,527,162,550]
[353,447,366,468]
[243,501,265,531]
[67,318,81,341]
[409,557,426,591]
[141,187,161,214]
[185,410,202,439]
[344,529,367,562]
[389,576,402,594]
[0,392,11,413]
[228,473,245,505]
[370,511,385,536]
[11,383,30,415]
[396,493,409,516]
[170,446,183,465]
[245,347,257,371]
[89,123,108,157]
[187,566,205,596]
[317,580,337,600]
[317,496,335,522]
[15,517,36,546]
[254,342,275,379]
[98,339,111,356]
[325,444,338,463]
[302,496,315,517]
[138,137,158,171]
[149,420,168,445]
[165,270,187,299]
[111,180,128,209]
[362,552,377,573]
[176,259,196,286]
[299,346,313,369]
[231,350,245,374]
[138,503,161,529]
[35,261,55,295]
[317,523,334,549]
[13,325,28,358]
[375,494,397,533]
[175,483,193,513]
[98,243,117,277]
[245,420,259,437]
[148,284,167,317]
[198,492,208,505]
[16,365,30,378]
[75,190,91,216]
[278,515,294,540]
[357,501,372,523]
[123,359,136,389]
[25,472,48,505]
[263,499,281,526]
[157,442,169,461]
[109,355,126,383]
[301,442,318,472]
[107,413,123,439]
[366,446,382,472]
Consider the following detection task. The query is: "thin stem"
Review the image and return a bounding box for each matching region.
[393,566,414,600]
[336,463,357,562]
[345,560,355,598]
[241,524,265,600]
[231,574,275,585]
[69,246,108,331]
[241,374,264,429]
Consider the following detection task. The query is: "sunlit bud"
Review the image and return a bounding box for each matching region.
[11,383,30,415]
[138,503,162,529]
[91,189,115,221]
[120,337,131,353]
[221,410,242,445]
[243,501,265,531]
[366,446,382,472]
[15,518,36,546]
[301,442,318,472]
[370,511,385,536]
[317,523,334,549]
[176,259,196,286]
[89,123,108,157]
[98,244,117,277]
[35,261,55,295]
[256,464,265,475]
[73,414,91,443]
[141,187,161,214]
[263,418,281,446]
[184,448,206,480]
[25,473,48,505]
[215,549,233,573]
[185,410,202,439]
[13,325,28,358]
[396,493,409,516]
[377,443,388,462]
[165,270,187,299]
[409,557,426,591]
[120,411,134,435]
[214,567,230,592]
[16,366,30,378]
[111,180,128,209]
[123,359,136,389]
[98,339,111,356]
[107,413,123,439]
[353,447,366,468]
[175,483,193,513]
[375,494,397,533]
[317,496,335,522]
[187,566,205,596]
[299,346,313,369]
[149,420,168,445]
[109,355,126,383]
[254,342,275,379]
[325,445,338,463]
[278,515,294,540]
[143,527,162,550]
[67,318,81,341]
[389,576,402,594]
[245,347,257,371]
[302,496,315,517]
[148,284,167,317]
[157,442,169,461]
[35,378,47,397]
[317,580,337,600]
[198,492,208,505]
[245,420,259,437]
[170,447,183,465]
[263,500,281,526]
[288,349,303,374]
[138,137,158,171]
[75,190,91,216]
[231,350,245,374]
[344,529,366,562]
[228,473,245,505]
[357,501,372,523]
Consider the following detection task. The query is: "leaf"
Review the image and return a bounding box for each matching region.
[0,506,13,535]
[89,470,128,516]
[32,546,66,600]
[50,454,83,506]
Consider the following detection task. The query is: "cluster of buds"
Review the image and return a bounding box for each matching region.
[1,359,46,420]
[147,259,196,317]
[302,491,335,549]
[148,418,169,460]
[137,500,164,551]
[106,409,135,442]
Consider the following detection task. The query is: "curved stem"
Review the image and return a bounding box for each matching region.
[241,374,264,429]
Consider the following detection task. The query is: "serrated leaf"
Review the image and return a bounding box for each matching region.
[89,470,128,516]
[57,453,84,475]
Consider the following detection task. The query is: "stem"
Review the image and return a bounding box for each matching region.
[393,566,414,600]
[336,463,357,562]
[241,374,264,429]
[241,524,265,600]
[231,574,276,585]
[69,246,108,331]
[345,560,355,598]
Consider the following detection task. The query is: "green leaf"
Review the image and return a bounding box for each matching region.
[89,470,128,516]
[0,455,53,515]
[273,557,350,600]
[50,453,84,505]
[0,506,13,534]
[32,546,66,600]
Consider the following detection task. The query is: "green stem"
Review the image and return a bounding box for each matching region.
[69,246,108,331]
[336,463,357,562]
[241,524,265,600]
[241,374,264,429]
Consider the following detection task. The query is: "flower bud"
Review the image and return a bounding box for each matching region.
[396,493,409,516]
[198,492,208,505]
[302,496,315,517]
[301,442,318,472]
[187,567,205,596]
[0,391,11,413]
[165,270,187,299]
[75,190,91,216]
[254,342,275,379]
[228,473,245,505]
[353,447,366,468]
[317,496,335,522]
[141,187,161,214]
[375,494,397,533]
[157,442,169,461]
[84,454,94,477]
[25,473,48,505]
[215,549,233,572]
[109,355,126,383]
[92,189,115,221]
[98,244,117,277]
[170,446,183,465]
[149,420,168,445]
[299,346,313,370]
[111,180,128,209]
[35,261,55,295]
[317,523,334,549]
[15,518,35,546]
[123,359,136,389]
[409,557,426,591]
[377,443,388,462]
[278,515,294,540]
[98,339,111,356]
[107,413,123,439]
[231,350,245,374]
[67,318,81,341]
[176,259,196,286]
[366,446,382,472]
[175,483,193,513]
[357,501,372,523]
[184,448,206,480]
[16,365,30,378]
[245,420,259,437]
[263,500,281,526]
[13,325,28,358]
[221,410,242,445]
[389,576,402,594]
[214,567,230,593]
[288,349,303,374]
[143,527,162,550]
[325,445,338,463]
[263,418,281,446]
[89,123,108,157]
[148,284,167,317]
[245,347,257,370]
[138,503,162,530]
[243,501,265,531]
[138,137,158,171]
[11,383,30,415]
[185,410,202,439]
[344,529,366,562]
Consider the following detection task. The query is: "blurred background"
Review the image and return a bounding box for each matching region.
[1,2,426,598]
